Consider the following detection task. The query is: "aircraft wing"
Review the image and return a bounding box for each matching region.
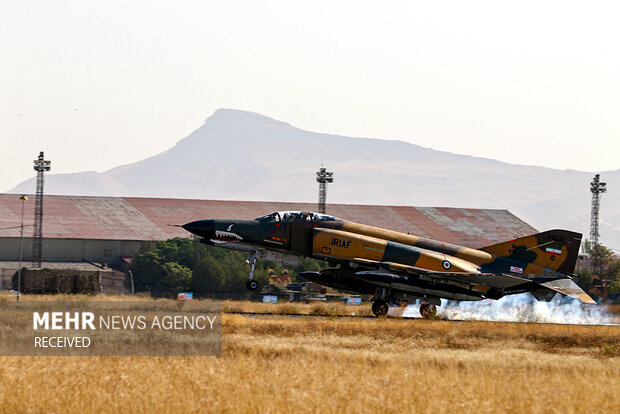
[409,271,595,303]
[349,257,596,303]
[349,257,528,289]
[420,272,530,289]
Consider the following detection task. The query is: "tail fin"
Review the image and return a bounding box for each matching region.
[481,230,582,274]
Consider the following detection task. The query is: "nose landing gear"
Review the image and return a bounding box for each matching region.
[245,252,259,291]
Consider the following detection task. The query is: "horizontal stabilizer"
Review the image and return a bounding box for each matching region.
[539,278,596,304]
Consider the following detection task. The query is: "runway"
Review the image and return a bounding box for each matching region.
[225,309,620,326]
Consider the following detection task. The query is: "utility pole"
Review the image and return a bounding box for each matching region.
[17,195,28,301]
[32,152,51,268]
[129,270,135,295]
[316,166,333,214]
[589,173,607,250]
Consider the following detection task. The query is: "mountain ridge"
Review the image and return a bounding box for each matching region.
[7,108,620,248]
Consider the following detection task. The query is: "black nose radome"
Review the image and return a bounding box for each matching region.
[182,220,215,238]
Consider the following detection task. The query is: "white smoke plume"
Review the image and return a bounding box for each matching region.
[396,294,618,325]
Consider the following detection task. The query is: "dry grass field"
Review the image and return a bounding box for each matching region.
[0,295,619,413]
[222,299,620,321]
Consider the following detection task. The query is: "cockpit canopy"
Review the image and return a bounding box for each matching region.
[255,211,339,223]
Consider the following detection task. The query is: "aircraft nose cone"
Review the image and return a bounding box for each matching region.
[182,220,215,238]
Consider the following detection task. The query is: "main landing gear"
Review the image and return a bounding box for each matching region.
[419,304,437,319]
[371,301,438,319]
[419,298,440,319]
[371,299,389,317]
[245,252,259,291]
[371,288,390,317]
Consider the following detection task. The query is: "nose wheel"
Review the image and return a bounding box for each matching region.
[246,280,259,291]
[419,304,437,319]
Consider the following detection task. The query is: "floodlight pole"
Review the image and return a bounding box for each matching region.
[316,166,334,214]
[589,174,607,250]
[32,151,51,268]
[17,195,28,302]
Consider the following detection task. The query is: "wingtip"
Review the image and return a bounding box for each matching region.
[578,293,597,304]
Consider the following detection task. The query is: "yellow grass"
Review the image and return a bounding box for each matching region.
[223,299,373,317]
[0,295,619,413]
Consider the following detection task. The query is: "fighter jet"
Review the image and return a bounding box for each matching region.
[182,211,594,318]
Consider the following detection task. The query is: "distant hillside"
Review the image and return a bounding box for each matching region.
[8,108,620,248]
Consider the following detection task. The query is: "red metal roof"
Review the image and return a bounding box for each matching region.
[0,194,537,248]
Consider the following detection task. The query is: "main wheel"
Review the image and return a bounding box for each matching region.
[371,299,389,317]
[246,280,259,291]
[419,304,437,319]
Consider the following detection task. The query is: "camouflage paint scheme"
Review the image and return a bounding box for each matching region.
[182,211,594,308]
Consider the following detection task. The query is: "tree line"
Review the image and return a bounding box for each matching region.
[126,237,327,297]
[575,242,620,297]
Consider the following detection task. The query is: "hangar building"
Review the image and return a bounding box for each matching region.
[0,194,537,289]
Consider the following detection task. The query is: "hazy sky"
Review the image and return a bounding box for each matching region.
[2,1,619,191]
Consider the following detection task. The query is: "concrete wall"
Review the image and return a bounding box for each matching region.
[0,238,144,265]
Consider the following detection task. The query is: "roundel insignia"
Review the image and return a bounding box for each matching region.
[442,260,452,270]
